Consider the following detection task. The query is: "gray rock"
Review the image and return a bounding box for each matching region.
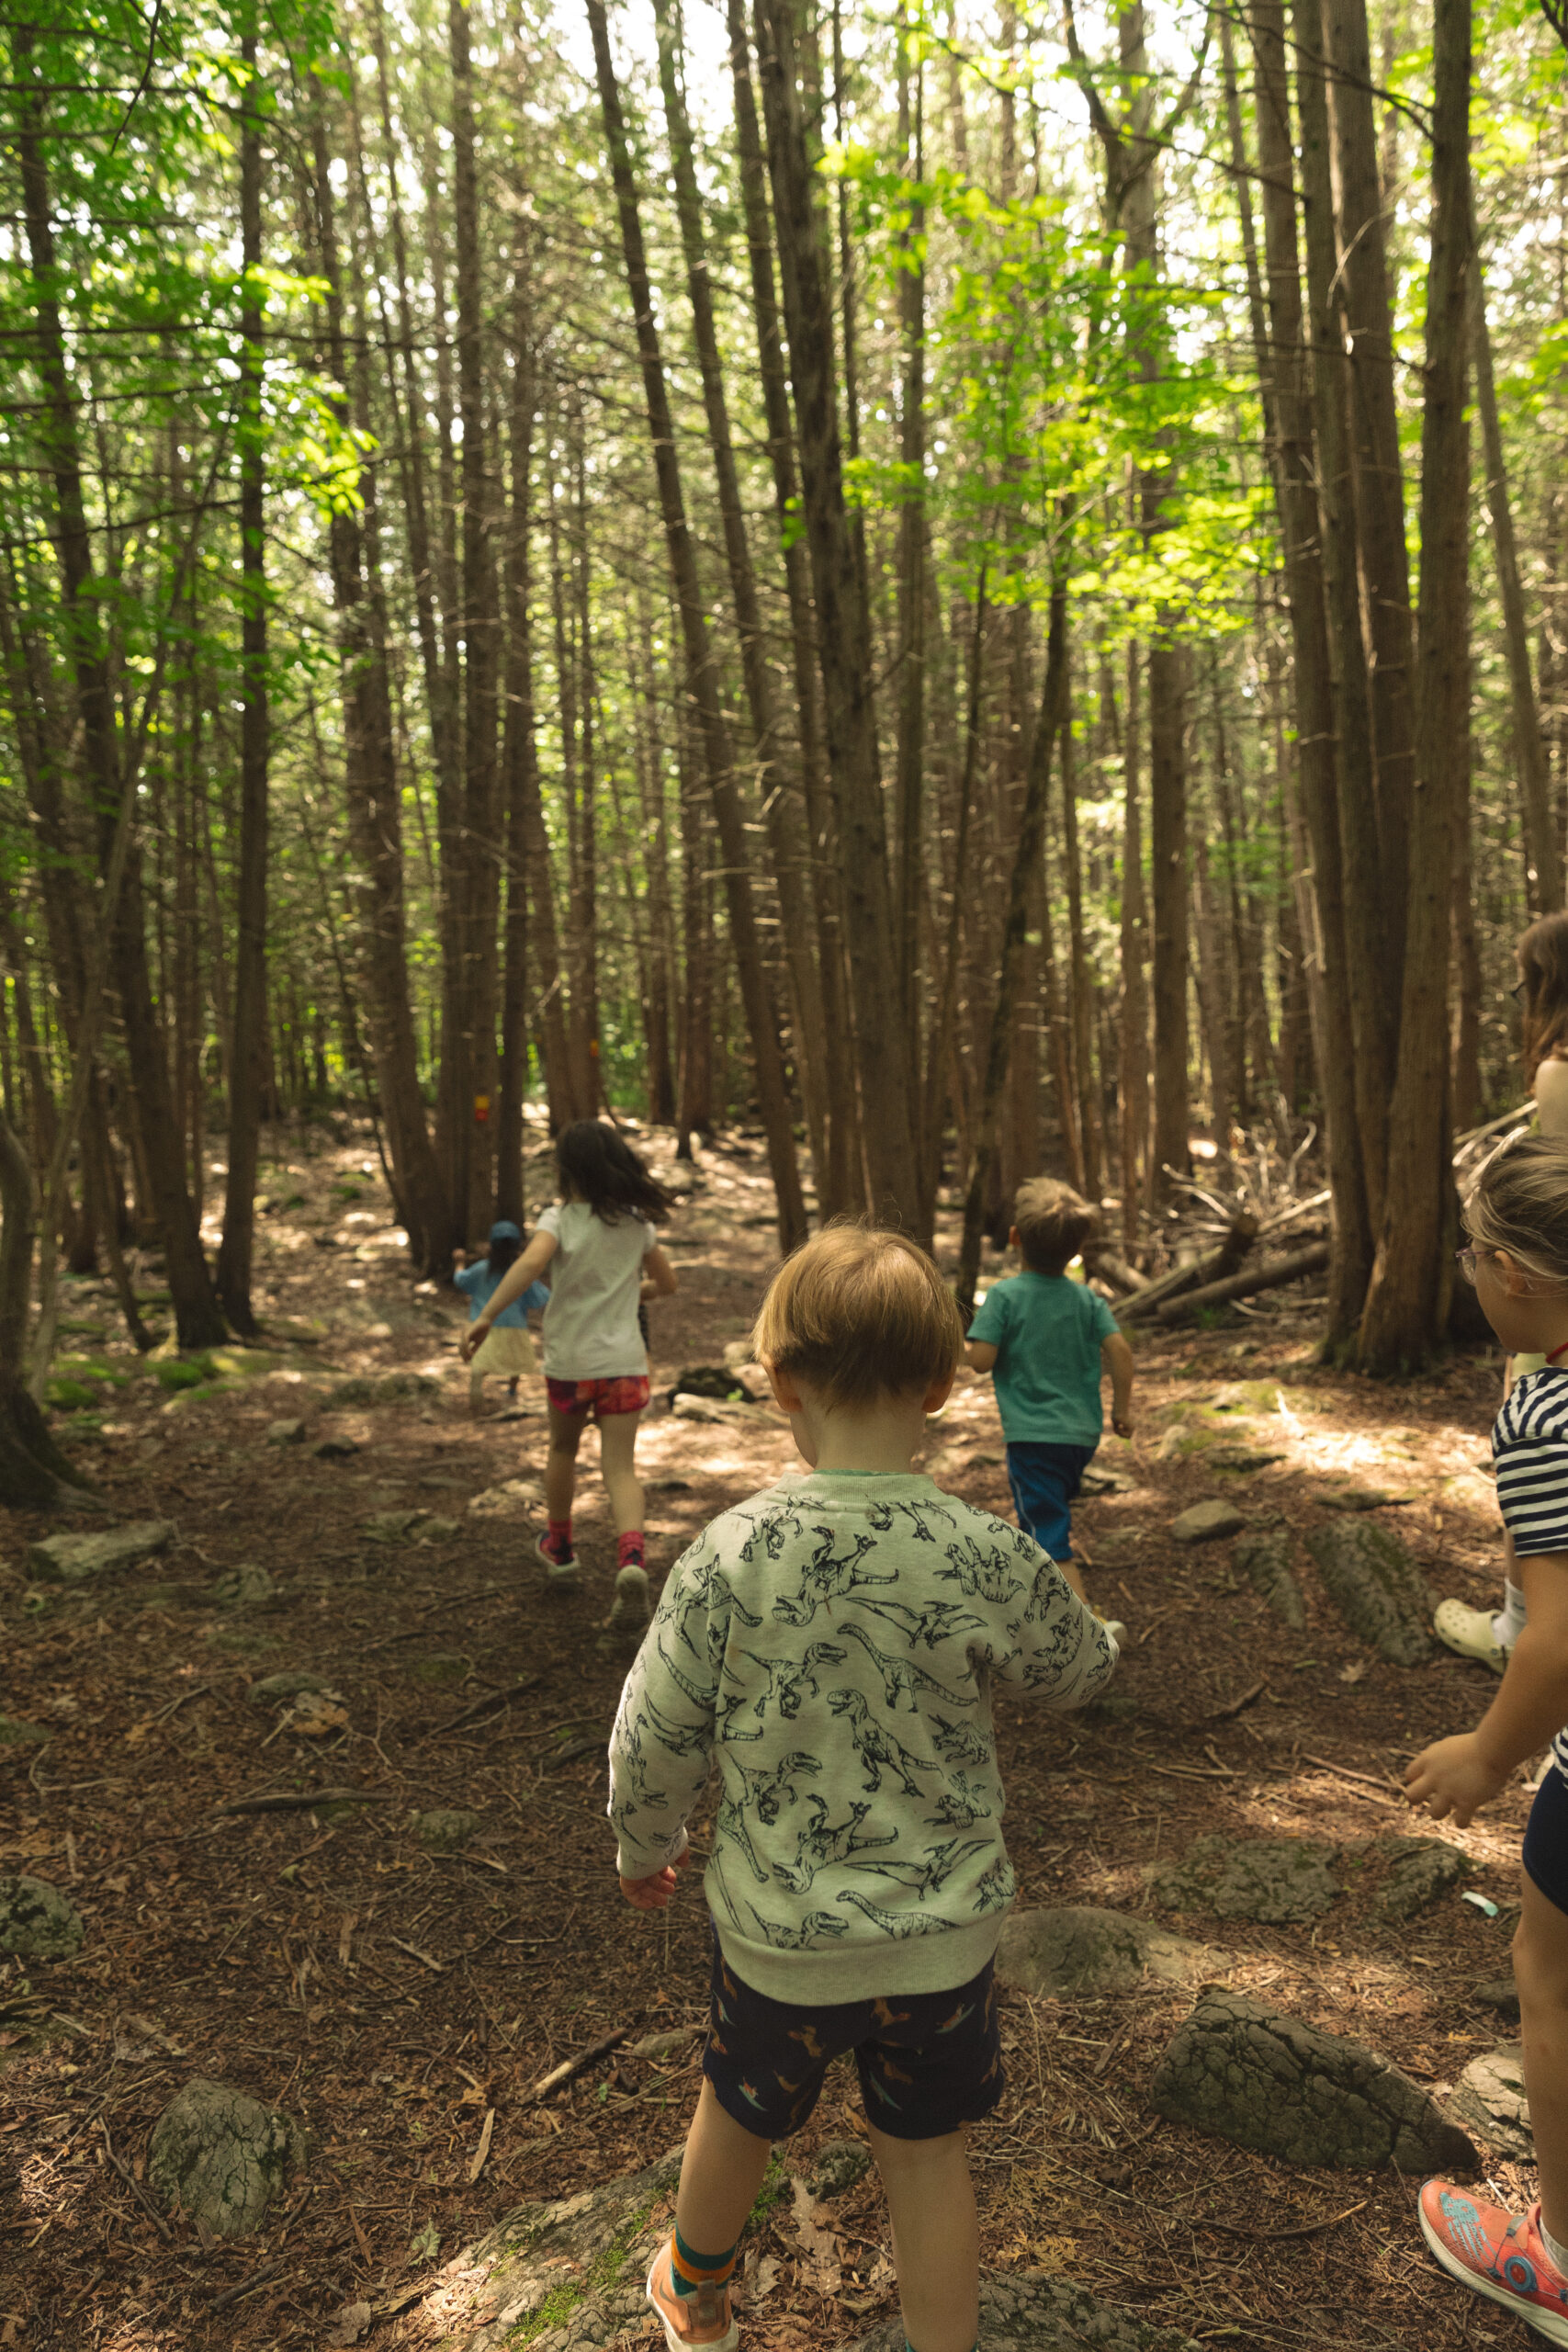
[329,1373,440,1408]
[671,1392,773,1428]
[265,1419,306,1446]
[214,1563,275,1611]
[1474,1974,1520,2022]
[1372,1835,1466,1920]
[0,1874,85,1960]
[148,2077,306,2237]
[1450,2044,1531,2159]
[1148,1835,1339,1926]
[806,2139,873,2199]
[1234,1529,1306,1630]
[412,1808,483,1850]
[1304,1516,1436,1666]
[1150,1988,1478,2171]
[998,1905,1228,1999]
[28,1520,174,1582]
[1208,1444,1286,1474]
[449,2152,681,2351]
[248,1671,329,1708]
[670,1365,741,1402]
[365,1509,458,1545]
[406,1652,469,1686]
[312,1437,360,1461]
[854,2276,1201,2351]
[1169,1500,1246,1545]
[0,1714,48,1748]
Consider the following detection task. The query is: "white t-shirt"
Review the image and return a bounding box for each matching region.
[536,1203,656,1379]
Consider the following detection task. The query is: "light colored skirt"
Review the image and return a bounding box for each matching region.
[468,1325,536,1379]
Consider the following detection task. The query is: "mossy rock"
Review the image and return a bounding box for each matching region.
[148,2078,306,2237]
[28,1521,174,1582]
[855,2277,1201,2351]
[0,1716,49,1750]
[248,1671,330,1707]
[1147,1834,1339,1925]
[412,1807,482,1849]
[1304,1516,1437,1666]
[454,2154,680,2348]
[154,1358,210,1393]
[59,1356,130,1387]
[45,1377,98,1410]
[0,1874,85,1960]
[406,1652,470,1687]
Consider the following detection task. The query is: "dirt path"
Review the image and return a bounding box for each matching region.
[0,1118,1528,2350]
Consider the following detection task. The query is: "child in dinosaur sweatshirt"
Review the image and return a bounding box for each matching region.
[607,1225,1118,2352]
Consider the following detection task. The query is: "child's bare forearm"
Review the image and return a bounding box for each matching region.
[1102,1334,1134,1431]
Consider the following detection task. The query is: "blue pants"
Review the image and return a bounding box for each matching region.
[1007,1441,1096,1563]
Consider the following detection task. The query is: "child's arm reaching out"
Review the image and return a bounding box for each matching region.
[1102,1331,1134,1438]
[1405,1551,1568,1826]
[607,1541,721,1905]
[459,1228,558,1360]
[640,1242,679,1306]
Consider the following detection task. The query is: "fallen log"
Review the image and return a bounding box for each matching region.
[1118,1214,1259,1324]
[1153,1241,1330,1325]
[1084,1249,1144,1295]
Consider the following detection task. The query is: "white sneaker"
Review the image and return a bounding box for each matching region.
[609,1564,651,1631]
[1434,1598,1508,1675]
[1093,1609,1128,1646]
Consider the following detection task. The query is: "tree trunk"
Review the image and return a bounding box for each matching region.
[1472,242,1562,912]
[1061,716,1103,1199]
[1148,640,1190,1191]
[654,0,829,1193]
[0,1111,94,1507]
[635,598,678,1126]
[497,280,538,1223]
[1451,765,1482,1133]
[216,18,268,1337]
[894,16,927,1065]
[955,573,1072,1322]
[752,0,922,1231]
[1356,0,1469,1373]
[1120,636,1150,1250]
[587,0,807,1250]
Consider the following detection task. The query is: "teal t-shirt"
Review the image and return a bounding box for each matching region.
[967,1271,1119,1445]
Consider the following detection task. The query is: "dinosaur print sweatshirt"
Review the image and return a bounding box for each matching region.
[607,1470,1118,2002]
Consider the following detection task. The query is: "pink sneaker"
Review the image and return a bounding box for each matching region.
[1419,2180,1568,2344]
[535,1527,577,1581]
[644,2253,739,2351]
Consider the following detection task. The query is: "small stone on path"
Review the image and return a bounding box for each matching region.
[215,1563,275,1611]
[0,1714,48,1748]
[248,1671,329,1707]
[406,1653,469,1686]
[1450,2044,1532,2159]
[807,2139,872,2200]
[469,1477,545,1519]
[266,1419,306,1446]
[997,1905,1228,1999]
[854,2276,1200,2351]
[1372,1835,1466,1920]
[412,1808,482,1850]
[1474,1974,1520,2022]
[671,1392,780,1428]
[313,1437,360,1461]
[0,1874,85,1960]
[28,1521,173,1582]
[148,2078,305,2237]
[1150,1987,1477,2171]
[1147,1835,1338,1925]
[1304,1515,1436,1666]
[1169,1499,1246,1545]
[1233,1528,1306,1629]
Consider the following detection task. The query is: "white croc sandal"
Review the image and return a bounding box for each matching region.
[1433,1598,1508,1675]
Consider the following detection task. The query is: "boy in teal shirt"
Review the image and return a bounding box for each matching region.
[965,1179,1134,1600]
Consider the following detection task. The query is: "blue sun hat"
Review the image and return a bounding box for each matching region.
[490,1220,522,1244]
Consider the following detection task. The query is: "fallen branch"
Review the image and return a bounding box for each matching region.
[204,2260,286,2313]
[1301,1751,1401,1792]
[1117,1215,1259,1325]
[415,1675,541,1747]
[1210,1679,1268,1721]
[99,2120,173,2241]
[1182,2197,1369,2244]
[219,1787,391,1816]
[1153,1242,1329,1325]
[523,2027,628,2106]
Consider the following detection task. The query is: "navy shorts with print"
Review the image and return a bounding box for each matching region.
[703,1935,1003,2142]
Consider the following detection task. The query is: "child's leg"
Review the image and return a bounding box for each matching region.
[599,1406,647,1566]
[865,2121,978,2352]
[1005,1443,1074,1563]
[1517,1874,1568,2247]
[672,2078,773,2264]
[545,1399,586,1527]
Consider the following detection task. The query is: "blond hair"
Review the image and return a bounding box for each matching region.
[1013,1176,1097,1274]
[1466,1134,1568,1286]
[750,1224,965,1408]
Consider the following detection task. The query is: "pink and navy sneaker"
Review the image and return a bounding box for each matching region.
[1419,2180,1568,2344]
[535,1526,577,1581]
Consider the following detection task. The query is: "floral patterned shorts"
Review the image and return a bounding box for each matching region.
[545,1374,650,1419]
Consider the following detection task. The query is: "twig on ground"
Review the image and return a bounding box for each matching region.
[523,2027,628,2105]
[387,1936,447,1973]
[414,1676,541,1746]
[1210,1679,1267,1721]
[1300,1753,1402,1792]
[99,2119,172,2241]
[219,1788,390,1815]
[204,2258,286,2312]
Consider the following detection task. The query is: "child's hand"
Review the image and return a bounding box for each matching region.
[1112,1415,1134,1439]
[1403,1732,1510,1828]
[460,1320,489,1363]
[620,1849,692,1910]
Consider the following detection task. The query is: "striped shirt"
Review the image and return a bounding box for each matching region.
[1493,1367,1568,1778]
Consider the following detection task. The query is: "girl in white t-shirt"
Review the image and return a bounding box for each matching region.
[463,1122,677,1599]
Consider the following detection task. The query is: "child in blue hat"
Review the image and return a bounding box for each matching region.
[453,1221,549,1414]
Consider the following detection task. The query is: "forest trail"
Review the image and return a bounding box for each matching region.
[0,1123,1533,2350]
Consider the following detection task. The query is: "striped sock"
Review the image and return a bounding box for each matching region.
[669,2226,738,2300]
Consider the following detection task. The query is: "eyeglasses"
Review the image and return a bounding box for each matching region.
[1455,1247,1481,1285]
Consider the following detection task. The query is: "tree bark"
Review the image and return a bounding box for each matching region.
[216,19,268,1337]
[1356,0,1470,1373]
[752,0,922,1231]
[1120,636,1150,1249]
[1061,716,1103,1199]
[587,0,807,1250]
[498,282,538,1222]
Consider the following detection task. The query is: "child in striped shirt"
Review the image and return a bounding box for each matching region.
[1408,1136,1568,2343]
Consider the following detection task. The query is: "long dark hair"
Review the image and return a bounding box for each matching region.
[1520,912,1568,1074]
[487,1232,523,1275]
[556,1120,672,1224]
